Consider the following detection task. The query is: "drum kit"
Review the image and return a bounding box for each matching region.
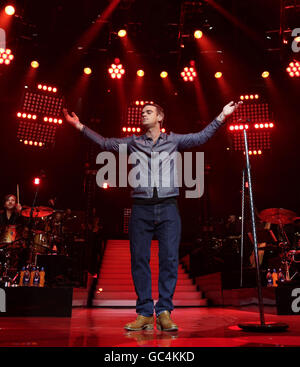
[196,207,300,280]
[0,205,85,281]
[258,207,300,281]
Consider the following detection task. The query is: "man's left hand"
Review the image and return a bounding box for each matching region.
[218,101,243,123]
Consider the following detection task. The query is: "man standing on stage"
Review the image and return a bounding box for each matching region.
[63,100,241,331]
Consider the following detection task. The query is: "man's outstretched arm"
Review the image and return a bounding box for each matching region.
[174,101,242,150]
[63,108,132,152]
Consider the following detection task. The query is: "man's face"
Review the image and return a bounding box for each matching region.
[4,196,16,210]
[141,105,162,128]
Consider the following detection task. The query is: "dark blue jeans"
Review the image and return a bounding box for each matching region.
[129,203,181,317]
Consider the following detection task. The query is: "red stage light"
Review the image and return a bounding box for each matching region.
[36,84,58,93]
[160,71,168,78]
[262,71,269,78]
[102,183,109,189]
[0,48,14,66]
[137,70,144,77]
[84,67,92,75]
[194,30,203,39]
[108,61,125,79]
[122,126,142,134]
[161,128,166,133]
[31,61,39,69]
[34,178,40,185]
[240,93,257,100]
[214,72,222,79]
[286,61,300,77]
[181,66,197,82]
[118,29,126,38]
[5,5,15,16]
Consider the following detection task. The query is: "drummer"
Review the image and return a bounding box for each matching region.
[0,194,23,226]
[0,194,28,269]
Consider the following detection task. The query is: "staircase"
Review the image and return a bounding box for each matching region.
[93,239,207,307]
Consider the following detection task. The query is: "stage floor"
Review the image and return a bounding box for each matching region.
[0,306,300,347]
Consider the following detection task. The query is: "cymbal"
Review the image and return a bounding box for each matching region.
[259,208,297,225]
[21,206,53,218]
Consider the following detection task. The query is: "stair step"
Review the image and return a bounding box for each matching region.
[93,299,208,307]
[93,239,206,308]
[98,273,190,279]
[99,268,186,274]
[94,291,203,300]
[95,284,197,292]
[97,278,194,286]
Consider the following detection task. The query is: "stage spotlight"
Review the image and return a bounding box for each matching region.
[108,61,125,79]
[5,5,15,16]
[214,72,222,79]
[160,71,168,78]
[137,69,144,77]
[262,71,270,78]
[84,67,92,75]
[286,61,300,77]
[181,66,197,82]
[33,178,40,185]
[0,48,14,65]
[31,61,39,69]
[118,29,127,38]
[194,30,203,39]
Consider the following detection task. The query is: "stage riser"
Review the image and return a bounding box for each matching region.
[0,287,73,317]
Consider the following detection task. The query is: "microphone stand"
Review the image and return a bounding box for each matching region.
[238,128,288,332]
[240,169,245,287]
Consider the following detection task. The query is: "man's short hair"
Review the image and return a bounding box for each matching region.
[144,103,165,126]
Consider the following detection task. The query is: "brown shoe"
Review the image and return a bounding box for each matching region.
[157,311,178,331]
[124,315,154,331]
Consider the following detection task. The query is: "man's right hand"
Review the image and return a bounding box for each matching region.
[63,108,84,131]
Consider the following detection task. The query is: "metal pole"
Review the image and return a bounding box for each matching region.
[240,169,245,288]
[243,129,265,326]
